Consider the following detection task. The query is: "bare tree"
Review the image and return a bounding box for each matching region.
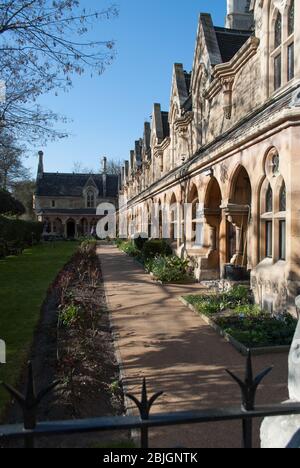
[0,131,30,189]
[106,159,121,175]
[72,161,93,174]
[0,1,118,143]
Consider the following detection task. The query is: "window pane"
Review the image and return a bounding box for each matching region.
[280,183,286,211]
[266,221,273,258]
[279,220,286,260]
[288,42,294,81]
[288,0,295,36]
[266,185,273,213]
[275,12,282,48]
[274,54,282,90]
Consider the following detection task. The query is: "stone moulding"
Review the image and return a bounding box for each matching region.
[203,36,260,119]
[179,296,290,356]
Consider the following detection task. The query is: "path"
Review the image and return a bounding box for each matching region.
[98,245,289,448]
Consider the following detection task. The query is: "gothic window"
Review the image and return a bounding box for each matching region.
[87,190,95,208]
[274,12,282,49]
[279,183,286,212]
[266,185,273,213]
[288,0,295,36]
[272,153,280,175]
[288,42,294,81]
[279,220,286,260]
[271,3,295,92]
[266,221,273,258]
[274,54,282,90]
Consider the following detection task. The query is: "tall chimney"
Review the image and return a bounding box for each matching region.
[37,150,44,180]
[102,156,107,174]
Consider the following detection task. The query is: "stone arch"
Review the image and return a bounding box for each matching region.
[66,218,76,238]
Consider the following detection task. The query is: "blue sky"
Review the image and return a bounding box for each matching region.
[27,0,226,176]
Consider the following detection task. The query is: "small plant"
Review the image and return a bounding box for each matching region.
[109,380,120,396]
[120,241,140,257]
[59,303,82,327]
[148,255,190,283]
[142,239,172,260]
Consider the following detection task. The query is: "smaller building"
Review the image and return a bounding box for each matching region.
[34,152,119,238]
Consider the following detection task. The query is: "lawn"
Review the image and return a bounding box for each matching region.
[0,241,78,416]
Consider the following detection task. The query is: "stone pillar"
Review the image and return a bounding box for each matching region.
[209,225,217,251]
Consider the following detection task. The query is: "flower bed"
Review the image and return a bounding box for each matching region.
[182,287,297,352]
[116,238,193,284]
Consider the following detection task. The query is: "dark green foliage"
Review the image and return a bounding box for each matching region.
[0,215,43,250]
[0,189,25,216]
[133,234,148,251]
[145,255,190,283]
[184,285,251,316]
[216,311,297,348]
[142,239,172,260]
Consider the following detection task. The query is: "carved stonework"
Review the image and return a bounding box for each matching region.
[221,76,235,120]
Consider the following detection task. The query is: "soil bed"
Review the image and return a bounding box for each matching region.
[1,243,130,448]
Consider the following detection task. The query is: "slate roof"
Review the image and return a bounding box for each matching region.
[36,173,119,198]
[214,27,252,63]
[184,72,191,94]
[38,209,98,215]
[161,112,170,138]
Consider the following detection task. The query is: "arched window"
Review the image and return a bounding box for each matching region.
[87,190,95,208]
[279,182,287,260]
[288,0,295,36]
[274,12,282,49]
[279,183,286,212]
[266,185,273,213]
[287,0,295,82]
[271,2,295,92]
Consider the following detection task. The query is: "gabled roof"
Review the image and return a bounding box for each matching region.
[214,27,252,63]
[36,173,119,198]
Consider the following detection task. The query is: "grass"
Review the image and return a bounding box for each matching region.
[0,241,78,416]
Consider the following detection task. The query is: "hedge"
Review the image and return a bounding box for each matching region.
[142,239,172,260]
[0,216,43,247]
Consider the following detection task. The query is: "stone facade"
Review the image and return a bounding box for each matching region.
[119,0,300,314]
[34,153,119,238]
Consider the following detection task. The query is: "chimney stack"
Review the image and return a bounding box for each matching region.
[102,156,107,174]
[37,150,44,179]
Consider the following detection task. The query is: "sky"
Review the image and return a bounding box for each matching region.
[27,0,227,176]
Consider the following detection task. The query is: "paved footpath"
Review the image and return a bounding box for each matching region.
[98,245,289,448]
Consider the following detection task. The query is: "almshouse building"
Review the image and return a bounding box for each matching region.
[119,0,300,314]
[34,152,119,238]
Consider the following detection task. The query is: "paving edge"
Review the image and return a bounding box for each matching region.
[179,297,290,356]
[97,246,140,447]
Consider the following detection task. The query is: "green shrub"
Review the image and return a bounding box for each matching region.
[59,303,82,327]
[142,239,172,260]
[79,239,97,257]
[147,255,189,283]
[120,240,140,257]
[216,312,297,348]
[133,234,148,251]
[183,286,251,316]
[0,216,43,249]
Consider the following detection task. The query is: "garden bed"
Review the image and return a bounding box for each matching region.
[116,238,195,284]
[181,287,296,355]
[1,241,131,448]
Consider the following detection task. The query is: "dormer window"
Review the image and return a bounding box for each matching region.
[87,190,95,208]
[271,1,295,93]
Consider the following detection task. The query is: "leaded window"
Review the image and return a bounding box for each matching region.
[288,0,295,36]
[266,185,273,213]
[279,220,286,260]
[87,190,95,208]
[288,42,294,81]
[274,54,282,90]
[266,221,273,258]
[275,12,282,49]
[279,183,286,212]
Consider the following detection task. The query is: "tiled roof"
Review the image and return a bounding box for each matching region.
[36,173,119,198]
[214,27,252,63]
[161,112,170,138]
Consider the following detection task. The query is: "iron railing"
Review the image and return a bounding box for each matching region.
[1,352,300,449]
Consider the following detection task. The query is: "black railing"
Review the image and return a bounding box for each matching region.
[1,352,300,449]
